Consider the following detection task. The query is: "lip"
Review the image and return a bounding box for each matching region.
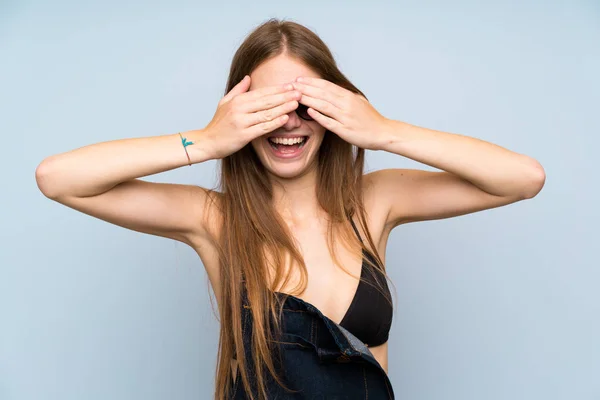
[265,135,310,159]
[267,134,309,139]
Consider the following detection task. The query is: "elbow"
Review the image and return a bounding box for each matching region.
[521,159,546,199]
[35,157,61,199]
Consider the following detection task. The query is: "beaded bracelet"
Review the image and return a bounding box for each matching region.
[178,132,194,166]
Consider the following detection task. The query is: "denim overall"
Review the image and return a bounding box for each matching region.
[229,290,395,399]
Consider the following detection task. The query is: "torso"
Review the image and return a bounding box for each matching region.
[187,173,394,372]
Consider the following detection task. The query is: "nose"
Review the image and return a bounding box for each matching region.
[281,108,303,131]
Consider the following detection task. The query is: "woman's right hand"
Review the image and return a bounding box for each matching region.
[201,75,302,159]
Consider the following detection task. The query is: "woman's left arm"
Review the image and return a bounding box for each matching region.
[368,120,546,227]
[291,76,546,228]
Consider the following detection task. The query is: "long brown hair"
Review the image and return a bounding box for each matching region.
[205,18,394,400]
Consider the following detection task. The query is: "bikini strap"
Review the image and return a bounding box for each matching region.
[349,217,364,244]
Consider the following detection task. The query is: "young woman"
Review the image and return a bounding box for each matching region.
[35,19,545,400]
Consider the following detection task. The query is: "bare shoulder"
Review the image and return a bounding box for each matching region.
[187,187,224,245]
[357,171,396,254]
[185,188,225,299]
[364,168,536,231]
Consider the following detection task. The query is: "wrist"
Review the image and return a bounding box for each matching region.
[180,129,215,164]
[373,118,402,151]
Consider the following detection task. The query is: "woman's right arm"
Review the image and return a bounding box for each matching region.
[35,76,301,247]
[35,130,218,246]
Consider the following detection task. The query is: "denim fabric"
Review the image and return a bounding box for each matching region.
[229,292,395,399]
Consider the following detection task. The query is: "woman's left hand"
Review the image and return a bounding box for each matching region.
[292,77,391,150]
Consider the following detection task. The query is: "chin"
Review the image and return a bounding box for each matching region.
[264,162,316,180]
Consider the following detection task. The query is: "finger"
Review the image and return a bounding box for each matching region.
[299,94,343,122]
[241,90,301,114]
[245,114,290,138]
[245,100,299,126]
[222,75,251,104]
[238,82,295,102]
[295,77,349,98]
[305,107,343,132]
[292,81,343,109]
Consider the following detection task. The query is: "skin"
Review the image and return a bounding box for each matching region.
[38,51,544,381]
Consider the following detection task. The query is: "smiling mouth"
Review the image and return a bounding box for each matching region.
[266,136,309,150]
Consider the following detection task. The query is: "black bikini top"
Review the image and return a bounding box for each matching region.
[337,218,393,347]
[255,218,393,348]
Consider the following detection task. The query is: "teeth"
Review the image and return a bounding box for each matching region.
[268,137,306,145]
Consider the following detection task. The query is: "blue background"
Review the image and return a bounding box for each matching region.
[1,1,598,399]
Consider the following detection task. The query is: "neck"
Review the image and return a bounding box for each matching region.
[270,165,322,222]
